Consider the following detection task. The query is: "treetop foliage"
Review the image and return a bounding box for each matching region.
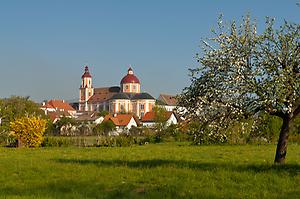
[179,15,300,128]
[0,96,46,131]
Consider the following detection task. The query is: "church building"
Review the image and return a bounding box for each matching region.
[79,66,156,118]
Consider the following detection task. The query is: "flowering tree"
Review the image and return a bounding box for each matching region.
[10,116,47,147]
[178,15,300,164]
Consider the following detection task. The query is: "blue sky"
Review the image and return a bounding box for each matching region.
[0,0,299,102]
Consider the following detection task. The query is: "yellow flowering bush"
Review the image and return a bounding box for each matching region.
[10,116,47,147]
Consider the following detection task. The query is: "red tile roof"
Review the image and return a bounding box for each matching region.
[42,100,75,112]
[48,112,59,122]
[141,111,173,122]
[104,114,139,126]
[47,110,72,122]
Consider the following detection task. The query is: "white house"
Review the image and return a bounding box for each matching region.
[41,99,76,123]
[141,111,179,127]
[103,114,140,130]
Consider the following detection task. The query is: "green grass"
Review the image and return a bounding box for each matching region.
[1,143,300,199]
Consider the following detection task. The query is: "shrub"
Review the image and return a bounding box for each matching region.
[250,113,282,143]
[129,126,143,136]
[0,131,17,147]
[42,136,73,147]
[10,116,47,147]
[95,134,135,147]
[93,121,115,135]
[186,121,228,145]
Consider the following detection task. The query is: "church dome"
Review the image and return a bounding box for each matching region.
[120,67,140,84]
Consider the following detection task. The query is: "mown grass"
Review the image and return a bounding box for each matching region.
[0,143,300,199]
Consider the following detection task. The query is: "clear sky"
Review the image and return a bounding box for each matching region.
[0,0,299,102]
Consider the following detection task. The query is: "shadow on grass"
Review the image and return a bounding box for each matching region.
[0,179,196,199]
[54,158,300,176]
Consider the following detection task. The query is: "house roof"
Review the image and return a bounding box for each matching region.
[104,114,139,126]
[47,110,71,122]
[88,87,120,103]
[110,92,155,100]
[42,100,75,112]
[141,111,174,122]
[132,93,155,100]
[48,112,59,122]
[76,112,103,121]
[158,94,178,106]
[110,93,132,100]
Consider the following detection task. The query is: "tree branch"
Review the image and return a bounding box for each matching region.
[291,98,300,120]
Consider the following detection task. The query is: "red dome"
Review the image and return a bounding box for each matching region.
[120,67,140,84]
[81,66,92,78]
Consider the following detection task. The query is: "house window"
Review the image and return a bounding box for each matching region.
[141,112,144,118]
[140,104,144,110]
[125,85,129,90]
[120,104,124,112]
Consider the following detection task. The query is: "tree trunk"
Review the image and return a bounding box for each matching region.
[17,139,23,148]
[274,116,290,164]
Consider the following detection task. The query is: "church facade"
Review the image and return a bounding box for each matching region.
[79,66,156,118]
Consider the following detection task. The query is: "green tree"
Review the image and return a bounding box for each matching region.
[93,120,116,135]
[0,96,45,131]
[153,106,168,132]
[98,110,109,117]
[54,116,77,135]
[178,15,300,164]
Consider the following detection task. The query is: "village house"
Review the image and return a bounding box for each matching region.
[157,94,178,111]
[141,111,179,127]
[79,66,156,118]
[103,114,140,130]
[41,99,76,123]
[75,112,104,125]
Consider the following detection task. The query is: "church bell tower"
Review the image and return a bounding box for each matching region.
[79,66,94,111]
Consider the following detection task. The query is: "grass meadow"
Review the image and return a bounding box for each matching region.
[1,143,300,199]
